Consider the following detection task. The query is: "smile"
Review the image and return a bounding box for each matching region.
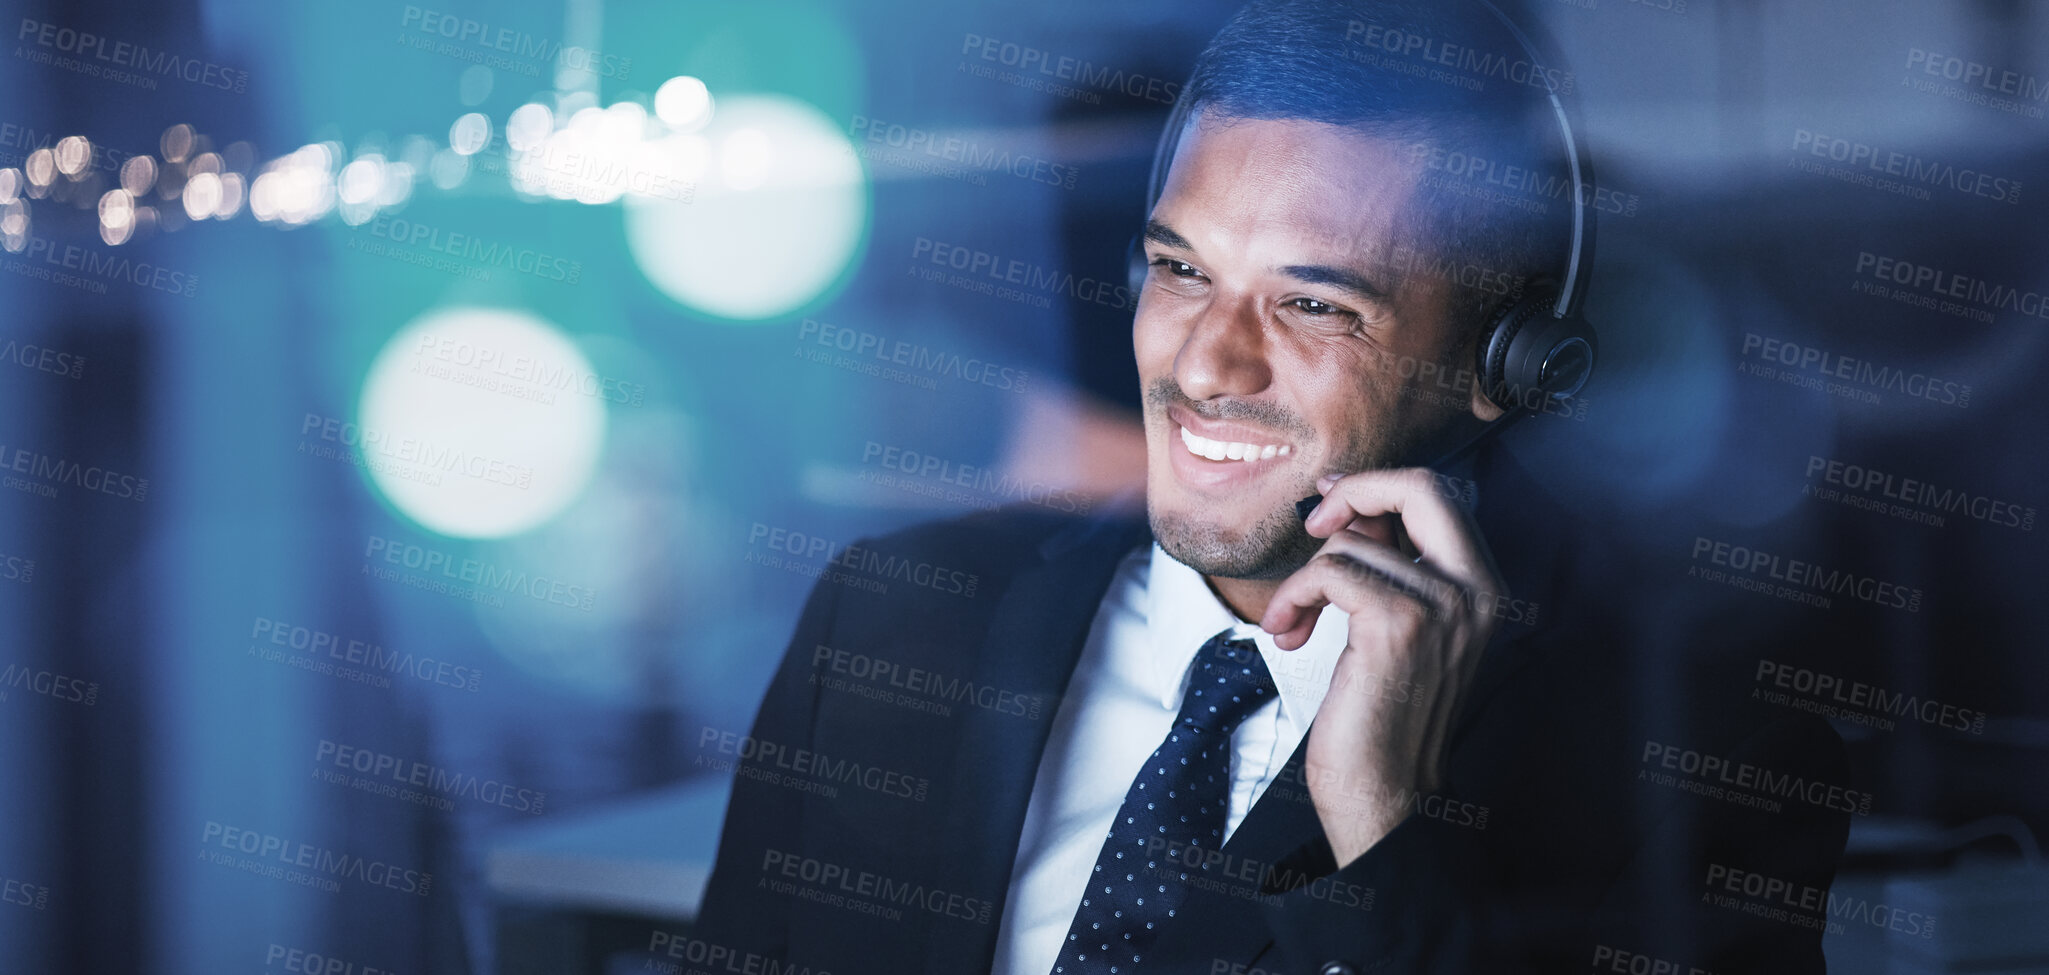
[1178,424,1292,463]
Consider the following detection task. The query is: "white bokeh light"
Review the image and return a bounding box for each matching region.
[24,149,54,192]
[506,103,554,153]
[54,136,91,178]
[450,113,492,156]
[358,307,608,538]
[182,172,222,220]
[719,128,773,192]
[623,94,867,321]
[654,76,712,130]
[337,155,384,205]
[215,172,245,218]
[99,189,134,245]
[250,145,338,226]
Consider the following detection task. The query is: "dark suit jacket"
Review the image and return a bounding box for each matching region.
[695,452,1852,974]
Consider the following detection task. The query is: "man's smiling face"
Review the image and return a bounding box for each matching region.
[1136,111,1501,581]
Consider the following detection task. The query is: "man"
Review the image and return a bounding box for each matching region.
[697,1,1850,972]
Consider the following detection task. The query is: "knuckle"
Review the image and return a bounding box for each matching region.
[1311,548,1367,579]
[1429,582,1470,618]
[1393,596,1436,626]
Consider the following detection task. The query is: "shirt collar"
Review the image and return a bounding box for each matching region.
[1145,542,1350,735]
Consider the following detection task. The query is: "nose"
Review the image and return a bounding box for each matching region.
[1172,290,1272,402]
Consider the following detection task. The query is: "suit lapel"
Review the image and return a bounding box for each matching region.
[920,505,1151,975]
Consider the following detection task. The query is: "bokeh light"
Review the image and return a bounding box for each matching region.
[2,199,30,252]
[99,189,135,245]
[24,149,54,196]
[506,103,553,153]
[221,140,256,173]
[120,156,157,196]
[337,155,384,205]
[160,123,194,163]
[458,64,494,106]
[654,76,713,130]
[54,136,91,178]
[250,144,338,226]
[182,172,222,221]
[623,94,867,321]
[215,172,245,218]
[450,113,492,156]
[357,307,608,539]
[429,148,469,190]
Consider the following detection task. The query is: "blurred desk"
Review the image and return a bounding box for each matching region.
[484,776,734,975]
[1825,815,2049,975]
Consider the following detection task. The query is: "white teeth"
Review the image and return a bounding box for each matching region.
[1178,424,1290,464]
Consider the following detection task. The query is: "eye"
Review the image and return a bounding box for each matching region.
[1286,296,1352,318]
[1150,257,1201,278]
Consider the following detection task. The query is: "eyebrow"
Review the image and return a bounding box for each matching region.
[1278,262,1391,302]
[1143,219,1393,303]
[1142,219,1192,250]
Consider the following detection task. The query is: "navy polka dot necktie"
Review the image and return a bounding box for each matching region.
[1050,631,1277,974]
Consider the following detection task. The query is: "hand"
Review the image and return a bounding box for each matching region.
[1258,468,1505,867]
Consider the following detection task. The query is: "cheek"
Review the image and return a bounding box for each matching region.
[1282,344,1378,420]
[1291,351,1419,464]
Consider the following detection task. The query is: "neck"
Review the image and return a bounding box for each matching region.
[1205,574,1280,625]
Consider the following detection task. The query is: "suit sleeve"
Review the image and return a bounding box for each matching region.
[690,574,843,962]
[1256,713,1852,974]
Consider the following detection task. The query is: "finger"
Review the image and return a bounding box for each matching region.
[1306,468,1473,564]
[1321,528,1466,615]
[1308,468,1500,589]
[1339,512,1399,549]
[1260,535,1460,648]
[1303,493,1400,549]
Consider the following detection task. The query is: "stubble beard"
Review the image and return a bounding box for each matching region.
[1149,499,1322,581]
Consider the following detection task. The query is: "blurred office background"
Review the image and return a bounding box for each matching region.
[0,0,2044,972]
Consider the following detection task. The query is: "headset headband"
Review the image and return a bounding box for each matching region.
[1474,0,1594,320]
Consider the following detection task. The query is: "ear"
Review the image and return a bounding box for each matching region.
[1468,356,1507,422]
[1463,312,1508,423]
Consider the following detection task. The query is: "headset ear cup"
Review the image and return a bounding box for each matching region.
[1480,294,1598,411]
[1126,235,1148,297]
[1479,295,1547,411]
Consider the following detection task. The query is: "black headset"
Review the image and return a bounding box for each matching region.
[1126,0,1597,414]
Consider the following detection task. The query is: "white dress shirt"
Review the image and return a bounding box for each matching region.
[989,542,1352,975]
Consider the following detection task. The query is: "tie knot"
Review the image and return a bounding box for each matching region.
[1176,632,1276,736]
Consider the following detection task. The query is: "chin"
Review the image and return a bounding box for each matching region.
[1146,494,1321,581]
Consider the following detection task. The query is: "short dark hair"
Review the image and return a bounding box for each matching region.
[1178,0,1575,334]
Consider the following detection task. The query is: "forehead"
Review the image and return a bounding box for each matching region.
[1152,112,1427,266]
